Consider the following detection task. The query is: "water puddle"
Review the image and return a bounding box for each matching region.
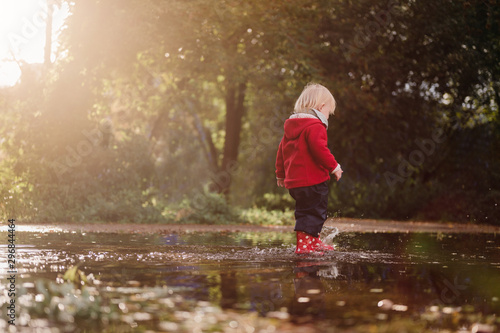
[1,228,499,332]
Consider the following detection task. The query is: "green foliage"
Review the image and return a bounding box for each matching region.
[165,190,294,226]
[1,123,164,222]
[330,179,435,220]
[254,192,295,211]
[240,207,294,226]
[27,278,105,325]
[63,265,88,287]
[176,188,243,224]
[20,278,97,328]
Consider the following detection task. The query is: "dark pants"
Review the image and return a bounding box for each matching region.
[289,181,328,237]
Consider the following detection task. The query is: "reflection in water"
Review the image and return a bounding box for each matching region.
[220,271,238,309]
[0,230,498,332]
[290,261,331,322]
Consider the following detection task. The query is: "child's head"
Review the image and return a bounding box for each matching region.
[294,83,336,116]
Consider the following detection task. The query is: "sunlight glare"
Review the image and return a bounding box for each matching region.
[0,0,69,87]
[0,62,21,87]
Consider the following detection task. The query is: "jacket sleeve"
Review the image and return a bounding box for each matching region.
[306,124,338,172]
[275,139,286,179]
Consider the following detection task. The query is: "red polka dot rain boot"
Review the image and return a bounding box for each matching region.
[311,234,335,251]
[295,231,324,255]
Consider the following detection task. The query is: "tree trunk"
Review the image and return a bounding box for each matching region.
[219,80,246,195]
[44,1,54,66]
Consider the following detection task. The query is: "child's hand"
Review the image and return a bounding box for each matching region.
[333,168,343,181]
[277,179,285,187]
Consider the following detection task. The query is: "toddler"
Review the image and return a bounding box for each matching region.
[275,83,343,254]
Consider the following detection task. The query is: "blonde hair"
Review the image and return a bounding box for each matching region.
[294,83,336,115]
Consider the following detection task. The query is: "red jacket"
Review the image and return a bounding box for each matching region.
[275,117,339,189]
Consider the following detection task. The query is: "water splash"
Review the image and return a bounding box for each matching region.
[317,264,340,278]
[321,226,339,245]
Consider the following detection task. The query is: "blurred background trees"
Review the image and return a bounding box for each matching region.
[1,0,498,224]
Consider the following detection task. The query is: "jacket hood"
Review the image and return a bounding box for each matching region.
[283,118,324,140]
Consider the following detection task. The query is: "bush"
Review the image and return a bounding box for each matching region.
[169,189,294,226]
[1,132,164,223]
[175,188,243,224]
[254,192,295,211]
[240,207,294,226]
